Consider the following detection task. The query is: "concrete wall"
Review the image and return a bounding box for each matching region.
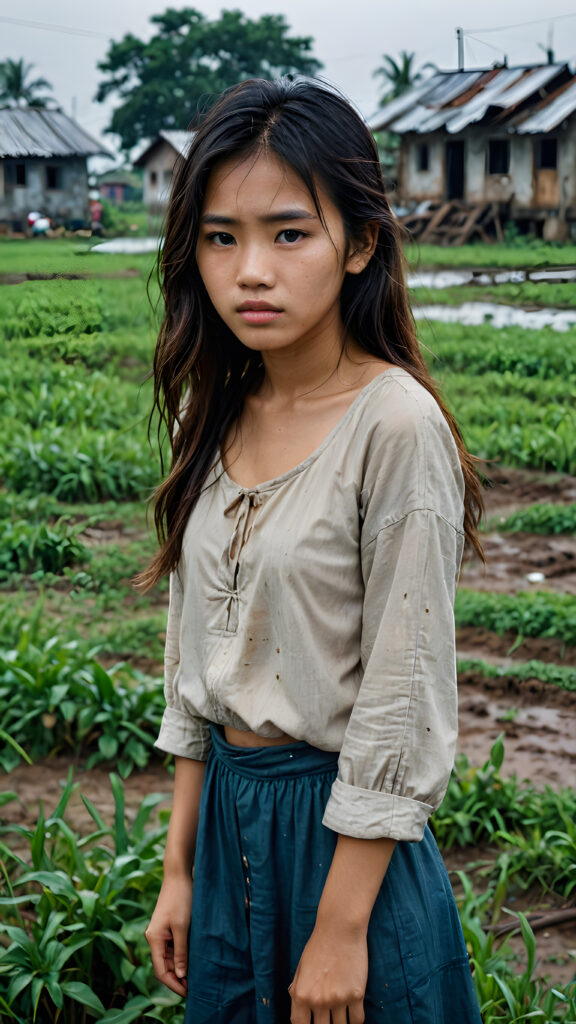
[141,142,179,208]
[0,157,89,228]
[557,122,576,209]
[400,124,576,212]
[400,137,444,202]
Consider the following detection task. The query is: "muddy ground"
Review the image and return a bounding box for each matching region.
[2,465,576,986]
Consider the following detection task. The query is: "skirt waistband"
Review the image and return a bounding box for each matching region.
[209,724,339,780]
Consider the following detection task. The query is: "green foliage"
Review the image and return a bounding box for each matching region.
[496,503,576,536]
[455,589,576,646]
[458,657,576,691]
[0,631,164,774]
[0,516,88,582]
[434,737,576,897]
[0,425,158,502]
[423,323,576,380]
[408,240,576,268]
[373,50,422,104]
[96,6,323,150]
[456,876,576,1022]
[0,772,180,1022]
[0,57,53,106]
[1,293,105,340]
[413,279,576,311]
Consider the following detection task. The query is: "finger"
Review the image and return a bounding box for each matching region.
[289,995,311,1024]
[146,929,188,996]
[171,922,189,982]
[348,999,365,1024]
[330,1006,349,1024]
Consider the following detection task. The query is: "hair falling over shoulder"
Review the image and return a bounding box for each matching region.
[135,77,484,592]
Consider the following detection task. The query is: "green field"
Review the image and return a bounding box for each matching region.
[0,238,575,1022]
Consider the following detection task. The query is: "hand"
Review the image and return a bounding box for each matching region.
[289,923,368,1024]
[145,875,193,996]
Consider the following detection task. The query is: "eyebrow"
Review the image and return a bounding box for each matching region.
[200,208,317,225]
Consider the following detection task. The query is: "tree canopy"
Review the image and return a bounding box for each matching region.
[373,51,422,106]
[96,7,323,151]
[0,58,54,107]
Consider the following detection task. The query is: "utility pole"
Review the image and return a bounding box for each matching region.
[456,27,464,71]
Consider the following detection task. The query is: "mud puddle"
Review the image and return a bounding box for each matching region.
[460,531,576,596]
[408,266,576,290]
[90,238,161,255]
[413,301,576,330]
[479,466,576,522]
[0,269,142,286]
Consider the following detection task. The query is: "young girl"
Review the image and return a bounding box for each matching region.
[142,77,484,1024]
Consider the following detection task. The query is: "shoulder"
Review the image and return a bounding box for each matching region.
[358,367,454,454]
[355,368,465,531]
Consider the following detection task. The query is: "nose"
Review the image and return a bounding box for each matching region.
[235,243,275,289]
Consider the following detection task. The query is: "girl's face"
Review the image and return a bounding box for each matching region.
[196,151,371,358]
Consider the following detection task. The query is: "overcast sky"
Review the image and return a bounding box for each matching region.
[2,0,576,162]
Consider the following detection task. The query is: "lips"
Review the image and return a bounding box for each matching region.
[237,301,283,325]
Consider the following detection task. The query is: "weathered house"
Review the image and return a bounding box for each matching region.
[0,107,112,232]
[370,63,576,242]
[133,131,194,214]
[98,168,142,205]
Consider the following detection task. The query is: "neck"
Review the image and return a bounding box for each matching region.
[257,328,358,404]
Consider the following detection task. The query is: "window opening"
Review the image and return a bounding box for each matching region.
[46,165,62,190]
[488,140,510,175]
[537,138,557,170]
[417,143,429,172]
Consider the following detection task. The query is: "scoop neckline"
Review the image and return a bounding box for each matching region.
[217,365,408,493]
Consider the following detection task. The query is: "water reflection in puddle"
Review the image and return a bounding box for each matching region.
[408,267,576,290]
[413,302,576,331]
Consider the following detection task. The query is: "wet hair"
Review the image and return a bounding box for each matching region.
[137,76,483,589]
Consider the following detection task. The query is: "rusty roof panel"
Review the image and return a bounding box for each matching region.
[0,108,111,158]
[374,73,483,134]
[447,68,526,132]
[490,64,564,109]
[368,74,446,130]
[369,63,575,136]
[516,79,576,132]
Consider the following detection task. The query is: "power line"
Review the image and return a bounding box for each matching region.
[0,15,108,39]
[464,12,576,34]
[465,34,507,57]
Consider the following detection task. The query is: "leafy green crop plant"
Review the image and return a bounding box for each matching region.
[0,772,180,1022]
[0,632,164,773]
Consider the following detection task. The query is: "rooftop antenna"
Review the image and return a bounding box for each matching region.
[456,27,464,70]
[537,22,555,64]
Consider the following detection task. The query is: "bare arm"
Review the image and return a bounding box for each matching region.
[146,756,206,996]
[290,834,396,1024]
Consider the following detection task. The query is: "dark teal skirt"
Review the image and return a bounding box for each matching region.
[185,725,481,1023]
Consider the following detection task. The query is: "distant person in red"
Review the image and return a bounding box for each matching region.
[89,193,104,236]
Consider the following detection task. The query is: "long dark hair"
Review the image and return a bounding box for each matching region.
[136,76,483,590]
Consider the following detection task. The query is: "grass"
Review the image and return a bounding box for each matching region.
[407,240,576,269]
[0,237,158,277]
[411,280,576,310]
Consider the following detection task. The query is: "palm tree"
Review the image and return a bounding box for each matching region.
[373,51,421,106]
[0,58,54,107]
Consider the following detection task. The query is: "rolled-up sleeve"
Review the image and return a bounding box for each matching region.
[155,570,212,760]
[322,393,465,841]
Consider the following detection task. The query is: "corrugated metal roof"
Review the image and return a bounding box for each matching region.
[0,107,112,158]
[490,64,563,109]
[370,63,574,136]
[133,129,195,166]
[516,79,576,133]
[159,130,194,156]
[447,68,526,133]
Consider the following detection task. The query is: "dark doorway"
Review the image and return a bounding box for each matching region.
[446,140,465,199]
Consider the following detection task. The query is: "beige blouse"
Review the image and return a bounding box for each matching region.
[155,367,466,841]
